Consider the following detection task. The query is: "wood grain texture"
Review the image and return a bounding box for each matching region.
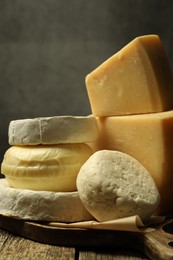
[0,230,75,260]
[1,215,173,259]
[0,214,141,248]
[142,225,173,260]
[0,229,10,248]
[78,249,149,259]
[0,229,148,260]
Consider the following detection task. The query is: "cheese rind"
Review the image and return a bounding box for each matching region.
[86,35,173,116]
[1,144,93,191]
[0,179,93,222]
[77,150,160,222]
[91,110,173,214]
[9,116,98,145]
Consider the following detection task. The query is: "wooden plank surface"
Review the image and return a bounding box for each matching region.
[0,229,75,260]
[0,228,149,259]
[77,249,148,259]
[2,214,173,259]
[1,214,173,259]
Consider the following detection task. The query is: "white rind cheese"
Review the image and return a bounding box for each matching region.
[77,150,160,222]
[9,115,98,145]
[0,179,93,222]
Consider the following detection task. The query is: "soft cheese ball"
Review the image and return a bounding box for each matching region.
[1,144,93,192]
[77,150,160,222]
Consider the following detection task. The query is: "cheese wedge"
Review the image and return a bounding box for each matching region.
[9,115,98,145]
[0,179,93,222]
[1,144,93,192]
[91,110,173,214]
[86,35,173,116]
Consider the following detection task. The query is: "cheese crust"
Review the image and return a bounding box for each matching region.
[9,115,98,145]
[77,150,160,222]
[0,179,93,222]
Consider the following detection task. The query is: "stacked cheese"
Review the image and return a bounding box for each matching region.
[0,116,98,221]
[85,35,173,215]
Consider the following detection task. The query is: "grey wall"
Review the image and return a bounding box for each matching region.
[0,0,173,168]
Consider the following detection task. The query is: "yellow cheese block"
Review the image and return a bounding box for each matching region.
[86,35,173,116]
[1,144,93,192]
[91,110,173,215]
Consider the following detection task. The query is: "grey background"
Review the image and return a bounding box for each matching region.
[0,0,173,168]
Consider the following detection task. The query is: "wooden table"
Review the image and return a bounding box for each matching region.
[0,228,148,259]
[1,213,173,259]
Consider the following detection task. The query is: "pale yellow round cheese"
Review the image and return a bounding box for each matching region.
[8,115,98,145]
[0,179,93,222]
[1,144,93,191]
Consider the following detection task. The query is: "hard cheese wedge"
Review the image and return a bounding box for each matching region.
[86,35,173,116]
[91,110,173,214]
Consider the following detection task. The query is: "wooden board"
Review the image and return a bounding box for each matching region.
[0,214,173,259]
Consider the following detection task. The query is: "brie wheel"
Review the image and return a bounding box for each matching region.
[9,115,98,145]
[1,144,93,191]
[0,179,93,222]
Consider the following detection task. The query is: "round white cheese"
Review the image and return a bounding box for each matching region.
[0,179,93,222]
[1,144,93,191]
[77,150,160,222]
[8,115,98,145]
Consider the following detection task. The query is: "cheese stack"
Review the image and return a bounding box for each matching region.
[85,35,173,215]
[0,115,98,221]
